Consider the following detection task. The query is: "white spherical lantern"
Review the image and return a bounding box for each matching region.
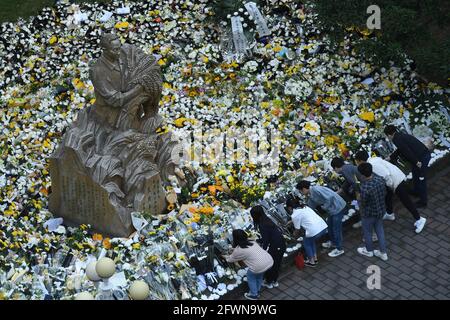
[75,292,94,300]
[95,257,116,278]
[129,280,150,300]
[86,261,101,282]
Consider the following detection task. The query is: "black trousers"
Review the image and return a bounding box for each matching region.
[385,181,420,221]
[341,188,356,203]
[411,152,431,205]
[264,247,285,283]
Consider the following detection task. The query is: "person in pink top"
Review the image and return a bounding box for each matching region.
[224,229,274,300]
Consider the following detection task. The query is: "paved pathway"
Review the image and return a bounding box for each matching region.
[229,167,450,300]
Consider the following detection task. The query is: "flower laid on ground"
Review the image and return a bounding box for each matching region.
[359,111,375,123]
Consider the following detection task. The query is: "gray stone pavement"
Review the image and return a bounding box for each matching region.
[229,166,450,300]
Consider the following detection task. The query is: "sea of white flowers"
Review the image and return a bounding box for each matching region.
[0,0,449,300]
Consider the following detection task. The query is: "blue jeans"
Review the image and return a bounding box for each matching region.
[303,228,328,259]
[412,152,431,204]
[361,216,387,253]
[247,269,264,297]
[327,208,345,250]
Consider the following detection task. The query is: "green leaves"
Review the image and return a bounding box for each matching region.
[312,0,449,85]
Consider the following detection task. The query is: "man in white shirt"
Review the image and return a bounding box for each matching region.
[286,198,328,267]
[354,150,426,233]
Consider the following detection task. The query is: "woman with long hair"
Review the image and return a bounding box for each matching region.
[225,229,274,300]
[250,205,286,289]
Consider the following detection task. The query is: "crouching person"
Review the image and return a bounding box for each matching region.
[286,197,328,267]
[296,180,347,258]
[224,229,274,300]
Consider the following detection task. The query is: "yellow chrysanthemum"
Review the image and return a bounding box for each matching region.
[49,35,58,44]
[174,117,195,128]
[199,206,214,215]
[359,111,375,123]
[114,21,129,29]
[92,233,103,241]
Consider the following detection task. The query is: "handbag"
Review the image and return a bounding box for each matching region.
[295,252,305,270]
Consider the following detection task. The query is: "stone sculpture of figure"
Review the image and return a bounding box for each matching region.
[49,33,185,237]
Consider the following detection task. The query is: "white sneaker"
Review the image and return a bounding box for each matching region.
[272,281,279,288]
[244,292,259,300]
[374,250,388,261]
[352,221,362,229]
[262,281,273,289]
[328,248,345,257]
[321,241,333,249]
[383,213,396,221]
[357,247,374,257]
[415,217,426,234]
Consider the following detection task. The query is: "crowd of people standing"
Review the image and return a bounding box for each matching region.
[225,125,432,300]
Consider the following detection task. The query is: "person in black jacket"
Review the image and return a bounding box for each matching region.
[250,205,286,289]
[384,125,431,207]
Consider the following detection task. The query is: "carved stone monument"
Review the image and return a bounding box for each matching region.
[49,33,184,237]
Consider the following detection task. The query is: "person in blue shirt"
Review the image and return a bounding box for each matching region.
[250,205,286,289]
[330,157,362,201]
[296,180,347,258]
[331,156,366,229]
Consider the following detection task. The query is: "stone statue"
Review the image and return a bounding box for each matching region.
[49,33,185,237]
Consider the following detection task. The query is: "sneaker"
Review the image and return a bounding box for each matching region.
[374,250,388,261]
[357,247,374,257]
[321,241,333,249]
[244,293,259,300]
[383,213,396,221]
[272,281,279,288]
[262,281,273,289]
[328,249,345,257]
[352,221,362,229]
[415,217,427,234]
[305,261,317,267]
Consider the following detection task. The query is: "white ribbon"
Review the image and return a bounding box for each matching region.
[244,2,271,37]
[116,7,130,15]
[440,106,450,122]
[231,16,248,55]
[99,11,113,22]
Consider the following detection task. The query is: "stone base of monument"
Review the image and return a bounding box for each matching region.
[49,147,166,238]
[132,173,167,216]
